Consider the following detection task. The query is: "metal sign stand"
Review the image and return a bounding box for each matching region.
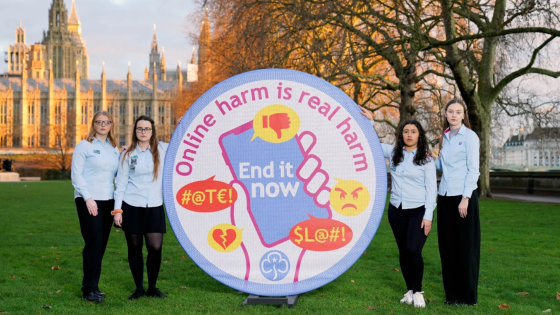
[243,294,299,308]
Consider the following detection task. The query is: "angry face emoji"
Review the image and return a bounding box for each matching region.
[329,179,370,216]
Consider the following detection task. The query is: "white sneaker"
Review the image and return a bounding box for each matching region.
[400,290,413,304]
[413,291,426,308]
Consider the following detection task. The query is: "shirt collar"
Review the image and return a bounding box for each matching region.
[402,147,418,154]
[92,137,109,144]
[444,124,467,138]
[135,144,151,154]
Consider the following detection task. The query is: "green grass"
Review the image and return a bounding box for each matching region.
[0,181,559,314]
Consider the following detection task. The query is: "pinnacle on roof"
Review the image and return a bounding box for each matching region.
[191,47,196,64]
[68,0,81,25]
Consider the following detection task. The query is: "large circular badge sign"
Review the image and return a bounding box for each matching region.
[163,69,387,296]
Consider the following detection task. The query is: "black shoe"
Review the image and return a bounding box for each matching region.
[94,290,106,298]
[82,291,104,302]
[146,287,167,298]
[128,288,146,300]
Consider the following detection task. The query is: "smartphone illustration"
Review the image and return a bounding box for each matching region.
[219,121,330,247]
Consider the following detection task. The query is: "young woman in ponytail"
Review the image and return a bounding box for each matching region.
[112,115,169,300]
[434,99,481,306]
[71,111,120,302]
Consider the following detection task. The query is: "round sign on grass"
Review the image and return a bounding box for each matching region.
[163,69,387,296]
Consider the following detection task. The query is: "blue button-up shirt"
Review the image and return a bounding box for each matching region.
[71,138,119,201]
[381,144,437,221]
[435,124,480,198]
[114,142,169,209]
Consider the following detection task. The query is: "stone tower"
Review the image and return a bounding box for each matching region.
[148,25,166,80]
[42,0,89,79]
[7,21,29,76]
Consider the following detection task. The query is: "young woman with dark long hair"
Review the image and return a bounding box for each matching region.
[71,110,120,302]
[112,115,169,300]
[435,98,480,305]
[361,109,437,308]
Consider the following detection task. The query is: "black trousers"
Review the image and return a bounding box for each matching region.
[75,197,114,294]
[388,203,428,293]
[437,192,480,304]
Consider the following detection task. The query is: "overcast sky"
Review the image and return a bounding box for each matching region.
[0,0,199,79]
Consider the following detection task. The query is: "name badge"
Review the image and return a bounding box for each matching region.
[93,150,100,154]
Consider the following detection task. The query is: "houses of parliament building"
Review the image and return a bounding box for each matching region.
[0,0,208,150]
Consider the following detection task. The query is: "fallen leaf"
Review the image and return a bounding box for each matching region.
[11,275,15,279]
[116,229,120,233]
[181,256,188,260]
[55,290,61,294]
[426,298,434,302]
[499,303,510,309]
[43,305,52,309]
[517,292,529,296]
[163,260,169,264]
[543,309,551,313]
[392,268,399,272]
[350,280,355,283]
[557,292,560,300]
[117,252,121,255]
[56,258,60,260]
[366,306,375,310]
[364,251,368,255]
[0,311,8,314]
[21,276,26,279]
[180,286,187,289]
[198,304,203,307]
[358,289,364,292]
[50,246,57,249]
[51,266,60,270]
[489,248,494,251]
[65,219,69,222]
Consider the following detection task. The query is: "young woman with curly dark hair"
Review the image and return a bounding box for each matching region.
[361,109,437,308]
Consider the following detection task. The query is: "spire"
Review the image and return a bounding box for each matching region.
[200,10,210,43]
[68,0,80,25]
[19,20,22,28]
[144,64,149,80]
[191,47,196,64]
[161,47,166,64]
[151,23,158,52]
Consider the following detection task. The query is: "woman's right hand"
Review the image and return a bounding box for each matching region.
[360,107,374,121]
[114,213,122,227]
[85,198,98,216]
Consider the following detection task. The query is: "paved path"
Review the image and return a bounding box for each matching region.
[491,193,560,204]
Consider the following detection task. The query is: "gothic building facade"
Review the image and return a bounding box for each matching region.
[1,0,208,150]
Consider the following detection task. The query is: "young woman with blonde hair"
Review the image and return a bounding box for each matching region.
[112,115,169,300]
[434,98,480,306]
[71,110,120,302]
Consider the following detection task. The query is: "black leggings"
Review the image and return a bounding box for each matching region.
[125,232,163,290]
[388,203,428,293]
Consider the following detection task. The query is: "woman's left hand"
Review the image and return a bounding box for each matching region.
[359,107,374,121]
[177,117,183,124]
[421,219,432,236]
[121,145,129,152]
[458,198,469,218]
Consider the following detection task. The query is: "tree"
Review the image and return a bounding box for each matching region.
[194,0,454,134]
[426,0,560,196]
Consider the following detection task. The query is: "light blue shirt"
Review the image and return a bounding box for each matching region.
[114,142,169,209]
[71,138,120,201]
[435,124,480,198]
[381,144,438,221]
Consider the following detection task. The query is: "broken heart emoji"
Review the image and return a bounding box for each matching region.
[212,228,237,250]
[207,223,244,252]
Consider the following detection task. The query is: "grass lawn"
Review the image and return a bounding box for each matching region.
[0,181,559,314]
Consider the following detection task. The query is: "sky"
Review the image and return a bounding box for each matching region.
[0,0,199,79]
